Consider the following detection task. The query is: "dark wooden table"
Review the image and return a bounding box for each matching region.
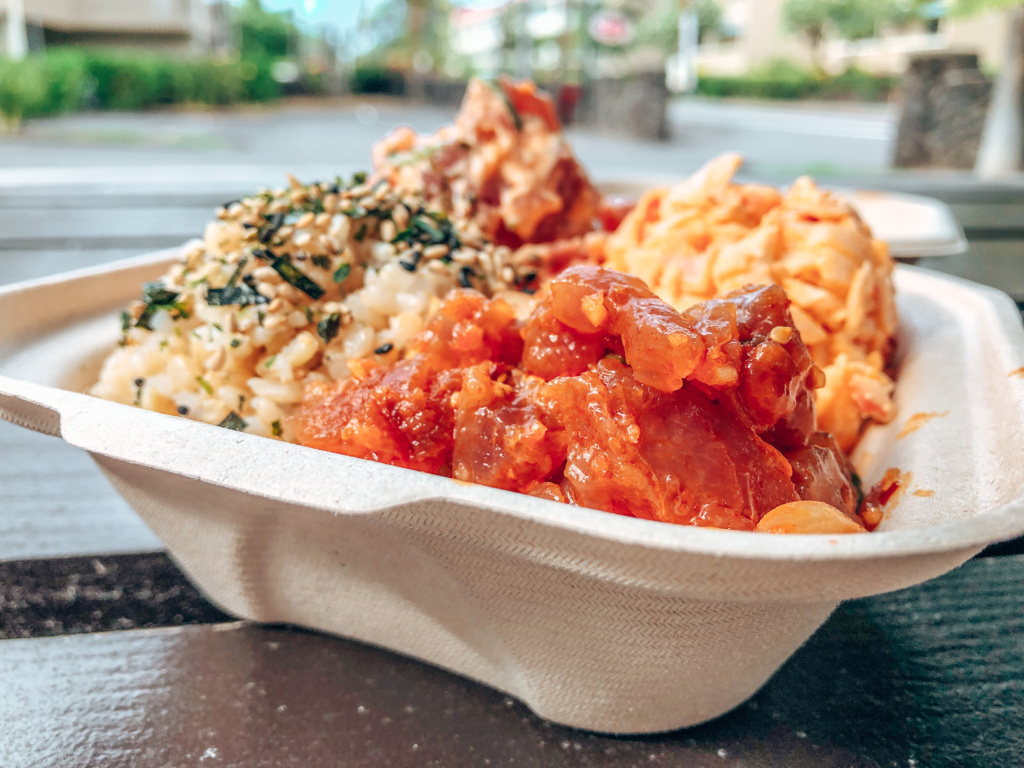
[2,169,1023,767]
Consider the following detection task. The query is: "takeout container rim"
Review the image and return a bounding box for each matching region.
[4,373,1023,565]
[2,251,1023,566]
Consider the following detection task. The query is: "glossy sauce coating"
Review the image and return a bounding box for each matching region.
[295,266,862,530]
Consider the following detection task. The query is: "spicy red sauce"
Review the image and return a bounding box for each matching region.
[294,266,863,531]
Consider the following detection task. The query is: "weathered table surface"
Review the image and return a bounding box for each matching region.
[1,160,1023,767]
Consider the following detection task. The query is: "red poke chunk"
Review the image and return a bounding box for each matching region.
[297,361,462,475]
[294,266,860,531]
[545,361,798,529]
[453,366,566,492]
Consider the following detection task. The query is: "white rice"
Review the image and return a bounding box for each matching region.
[91,173,530,441]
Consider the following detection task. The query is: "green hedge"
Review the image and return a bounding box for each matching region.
[0,49,285,126]
[697,60,898,103]
[0,51,86,122]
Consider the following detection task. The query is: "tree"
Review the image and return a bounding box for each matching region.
[783,0,937,69]
[696,0,726,42]
[781,0,830,69]
[954,0,1024,174]
[829,0,888,40]
[237,0,294,61]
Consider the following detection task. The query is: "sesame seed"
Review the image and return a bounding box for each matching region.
[264,314,286,330]
[253,266,278,282]
[374,342,394,355]
[205,347,227,371]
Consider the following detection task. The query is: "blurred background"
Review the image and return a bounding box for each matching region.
[0,0,1021,287]
[0,0,1022,176]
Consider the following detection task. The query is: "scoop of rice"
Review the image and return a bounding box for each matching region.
[91,173,533,441]
[604,154,897,451]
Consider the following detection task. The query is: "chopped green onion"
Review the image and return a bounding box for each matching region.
[333,263,351,284]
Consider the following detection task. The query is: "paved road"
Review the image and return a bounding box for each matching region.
[0,95,896,184]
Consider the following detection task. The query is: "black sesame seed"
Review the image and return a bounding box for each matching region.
[177,405,190,415]
[242,222,257,229]
[133,377,145,388]
[221,199,241,209]
[374,343,394,355]
[458,265,475,288]
[399,250,422,272]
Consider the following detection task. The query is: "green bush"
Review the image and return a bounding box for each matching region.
[0,52,87,124]
[0,48,284,126]
[697,60,896,102]
[82,53,272,109]
[825,66,898,101]
[239,56,281,102]
[350,63,405,95]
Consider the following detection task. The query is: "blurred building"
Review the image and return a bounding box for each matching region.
[698,0,1010,75]
[0,0,231,57]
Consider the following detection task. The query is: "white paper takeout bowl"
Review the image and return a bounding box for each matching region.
[2,250,1024,734]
